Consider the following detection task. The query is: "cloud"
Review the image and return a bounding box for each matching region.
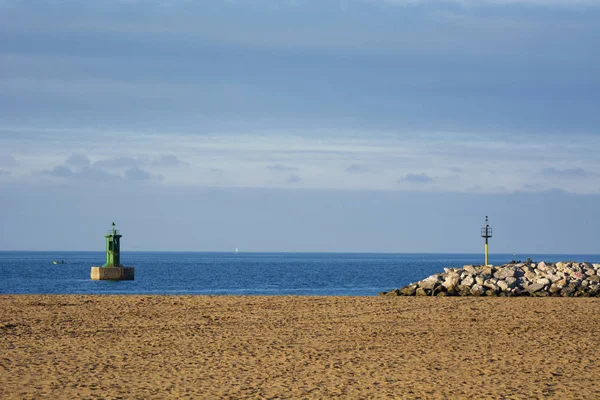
[0,154,18,166]
[523,183,544,191]
[0,169,10,176]
[65,154,90,167]
[345,164,368,174]
[124,167,161,181]
[267,164,299,172]
[449,167,464,174]
[93,155,187,169]
[153,155,188,167]
[94,157,141,169]
[399,173,433,184]
[286,174,303,184]
[42,165,74,178]
[41,165,120,182]
[539,167,588,178]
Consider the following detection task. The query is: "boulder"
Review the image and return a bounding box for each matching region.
[497,280,509,292]
[471,284,485,296]
[400,285,417,296]
[420,275,442,290]
[554,278,567,288]
[504,276,518,289]
[442,276,460,293]
[463,265,479,274]
[457,285,471,296]
[572,272,586,280]
[537,261,549,272]
[483,280,499,292]
[482,265,494,276]
[524,270,537,281]
[546,274,561,283]
[584,268,596,276]
[462,275,475,287]
[493,267,516,280]
[525,282,545,294]
[588,275,600,283]
[536,278,551,286]
[548,284,562,295]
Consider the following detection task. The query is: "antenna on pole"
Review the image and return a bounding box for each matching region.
[480,216,493,266]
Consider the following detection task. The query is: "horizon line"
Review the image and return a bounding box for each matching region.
[1,250,599,256]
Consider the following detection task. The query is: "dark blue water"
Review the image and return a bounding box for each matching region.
[1,252,599,296]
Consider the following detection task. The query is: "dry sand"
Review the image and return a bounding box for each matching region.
[1,295,599,399]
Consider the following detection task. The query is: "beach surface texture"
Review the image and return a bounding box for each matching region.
[1,295,599,399]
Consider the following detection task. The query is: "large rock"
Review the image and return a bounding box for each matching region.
[548,284,562,295]
[497,280,509,292]
[536,278,551,286]
[470,284,486,296]
[462,275,475,287]
[483,280,499,292]
[525,282,545,294]
[457,285,472,296]
[588,275,600,283]
[504,276,518,289]
[442,276,460,292]
[537,261,549,272]
[524,270,537,281]
[494,267,516,280]
[463,265,480,274]
[420,275,442,290]
[400,285,417,296]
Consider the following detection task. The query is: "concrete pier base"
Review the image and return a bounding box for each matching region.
[91,266,135,280]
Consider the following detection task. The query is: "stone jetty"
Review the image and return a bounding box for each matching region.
[381,261,600,297]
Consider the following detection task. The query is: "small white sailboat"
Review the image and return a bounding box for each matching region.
[235,248,239,254]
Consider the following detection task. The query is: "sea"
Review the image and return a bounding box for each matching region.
[1,252,598,296]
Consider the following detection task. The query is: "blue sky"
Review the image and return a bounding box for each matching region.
[1,0,600,252]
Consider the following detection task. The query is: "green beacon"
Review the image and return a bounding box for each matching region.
[91,222,135,280]
[103,222,122,267]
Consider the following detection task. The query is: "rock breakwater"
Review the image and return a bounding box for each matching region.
[381,261,600,297]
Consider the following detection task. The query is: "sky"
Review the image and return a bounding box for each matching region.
[1,0,600,253]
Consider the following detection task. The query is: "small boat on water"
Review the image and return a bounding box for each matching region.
[52,260,66,265]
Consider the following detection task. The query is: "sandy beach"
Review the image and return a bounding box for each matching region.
[1,295,599,399]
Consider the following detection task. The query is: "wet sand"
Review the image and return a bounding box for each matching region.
[1,295,599,399]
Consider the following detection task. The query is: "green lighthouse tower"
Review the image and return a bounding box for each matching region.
[103,222,122,267]
[91,222,135,280]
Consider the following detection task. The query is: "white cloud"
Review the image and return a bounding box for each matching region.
[539,167,588,178]
[3,126,600,194]
[95,157,141,169]
[286,174,303,184]
[66,154,91,167]
[399,173,434,184]
[266,164,299,172]
[0,154,18,166]
[124,167,162,181]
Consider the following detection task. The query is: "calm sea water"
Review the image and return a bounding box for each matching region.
[1,252,598,296]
